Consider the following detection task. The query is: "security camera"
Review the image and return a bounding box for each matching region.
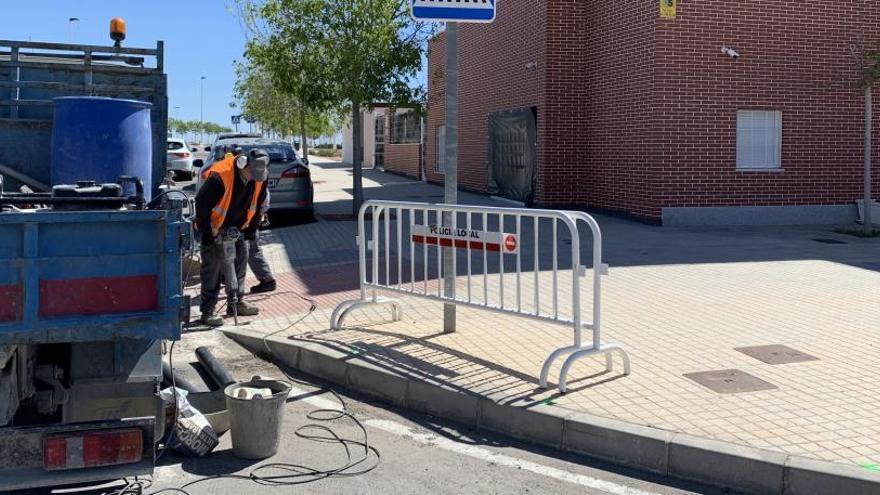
[721,46,740,60]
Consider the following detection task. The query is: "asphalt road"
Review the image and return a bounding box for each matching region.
[40,335,730,495]
[148,378,729,495]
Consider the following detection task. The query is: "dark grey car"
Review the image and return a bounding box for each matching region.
[196,137,314,219]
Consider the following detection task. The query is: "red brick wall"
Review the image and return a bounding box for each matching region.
[425,0,546,193]
[654,0,880,210]
[540,1,658,219]
[427,0,880,221]
[383,142,422,179]
[380,110,422,179]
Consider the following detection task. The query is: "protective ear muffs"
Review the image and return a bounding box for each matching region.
[234,155,248,170]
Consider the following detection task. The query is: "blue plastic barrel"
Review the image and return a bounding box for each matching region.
[51,97,153,200]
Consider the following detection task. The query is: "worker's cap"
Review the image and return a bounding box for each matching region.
[247,149,270,181]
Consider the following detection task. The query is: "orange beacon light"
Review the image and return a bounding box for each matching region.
[110,17,126,47]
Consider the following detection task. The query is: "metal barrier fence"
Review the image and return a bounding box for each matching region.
[330,200,630,393]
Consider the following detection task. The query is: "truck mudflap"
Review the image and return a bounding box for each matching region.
[0,417,155,492]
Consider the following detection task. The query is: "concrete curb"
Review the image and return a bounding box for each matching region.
[225,329,880,495]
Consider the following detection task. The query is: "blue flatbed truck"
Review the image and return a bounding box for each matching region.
[0,39,185,491]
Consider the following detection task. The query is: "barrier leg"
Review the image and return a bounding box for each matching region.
[331,297,402,330]
[557,344,631,393]
[539,345,580,389]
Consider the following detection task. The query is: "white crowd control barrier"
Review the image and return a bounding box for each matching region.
[331,200,630,393]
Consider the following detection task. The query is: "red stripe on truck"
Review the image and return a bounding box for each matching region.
[0,284,22,322]
[39,275,158,317]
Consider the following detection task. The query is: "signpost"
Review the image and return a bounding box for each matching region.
[411,0,497,333]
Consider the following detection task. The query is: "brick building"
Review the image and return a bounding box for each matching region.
[423,0,880,225]
[342,106,423,178]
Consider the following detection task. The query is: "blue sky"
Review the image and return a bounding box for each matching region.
[4,1,250,127]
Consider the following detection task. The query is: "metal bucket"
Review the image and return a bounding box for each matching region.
[224,377,291,459]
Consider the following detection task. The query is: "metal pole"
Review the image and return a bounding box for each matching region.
[443,22,459,333]
[200,76,206,143]
[864,86,873,234]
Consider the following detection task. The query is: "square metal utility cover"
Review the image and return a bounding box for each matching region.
[684,369,777,394]
[735,344,819,365]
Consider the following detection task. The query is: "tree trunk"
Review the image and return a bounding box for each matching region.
[299,105,309,159]
[865,86,873,234]
[352,101,364,216]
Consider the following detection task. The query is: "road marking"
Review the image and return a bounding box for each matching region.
[287,387,662,495]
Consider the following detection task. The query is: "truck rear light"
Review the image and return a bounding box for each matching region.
[43,429,143,471]
[281,165,309,178]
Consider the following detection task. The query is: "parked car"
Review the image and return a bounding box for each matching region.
[197,136,314,220]
[166,138,194,180]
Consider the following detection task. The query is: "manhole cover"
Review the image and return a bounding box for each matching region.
[735,344,819,365]
[683,369,777,394]
[812,238,848,244]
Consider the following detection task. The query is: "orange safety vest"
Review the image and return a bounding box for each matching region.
[204,155,263,235]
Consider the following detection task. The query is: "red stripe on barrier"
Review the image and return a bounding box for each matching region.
[39,275,158,317]
[411,236,501,252]
[0,284,22,322]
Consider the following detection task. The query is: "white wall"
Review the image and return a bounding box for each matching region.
[342,110,381,167]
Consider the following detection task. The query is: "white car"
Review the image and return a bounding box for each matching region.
[166,138,194,181]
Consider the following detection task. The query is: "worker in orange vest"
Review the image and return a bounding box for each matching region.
[194,149,269,327]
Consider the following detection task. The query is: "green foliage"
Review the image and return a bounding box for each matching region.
[168,118,232,142]
[233,61,340,139]
[852,43,880,89]
[240,0,428,109]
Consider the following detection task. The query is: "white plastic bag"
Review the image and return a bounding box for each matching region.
[159,387,219,457]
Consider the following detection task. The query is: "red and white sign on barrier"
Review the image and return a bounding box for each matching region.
[411,224,518,254]
[330,200,631,393]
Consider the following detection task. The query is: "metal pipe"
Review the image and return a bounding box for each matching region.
[195,346,236,389]
[0,162,50,192]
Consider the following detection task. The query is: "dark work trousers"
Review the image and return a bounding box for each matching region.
[247,235,274,283]
[200,237,248,316]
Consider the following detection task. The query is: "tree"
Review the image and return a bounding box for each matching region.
[240,0,428,214]
[233,61,340,148]
[852,43,880,233]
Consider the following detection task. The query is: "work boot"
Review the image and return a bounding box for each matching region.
[227,300,260,317]
[250,279,277,294]
[200,312,224,327]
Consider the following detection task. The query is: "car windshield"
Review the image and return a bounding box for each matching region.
[238,143,298,161]
[210,141,298,162]
[167,141,185,151]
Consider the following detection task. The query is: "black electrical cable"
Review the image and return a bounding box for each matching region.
[121,287,379,495]
[146,189,191,210]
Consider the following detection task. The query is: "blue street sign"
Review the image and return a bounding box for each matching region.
[411,0,496,23]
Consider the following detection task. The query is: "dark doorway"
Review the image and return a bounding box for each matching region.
[487,107,537,204]
[374,115,385,169]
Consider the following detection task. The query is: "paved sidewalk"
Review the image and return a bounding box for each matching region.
[222,158,880,475]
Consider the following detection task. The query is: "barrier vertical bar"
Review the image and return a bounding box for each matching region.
[499,213,505,309]
[423,208,428,295]
[385,208,391,286]
[569,216,581,346]
[397,207,402,288]
[483,212,488,305]
[451,210,457,301]
[358,204,367,300]
[372,206,380,302]
[534,216,539,316]
[410,208,415,292]
[552,218,558,319]
[466,212,472,303]
[436,209,442,297]
[516,214,522,312]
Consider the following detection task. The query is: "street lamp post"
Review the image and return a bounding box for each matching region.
[199,76,206,143]
[67,17,79,43]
